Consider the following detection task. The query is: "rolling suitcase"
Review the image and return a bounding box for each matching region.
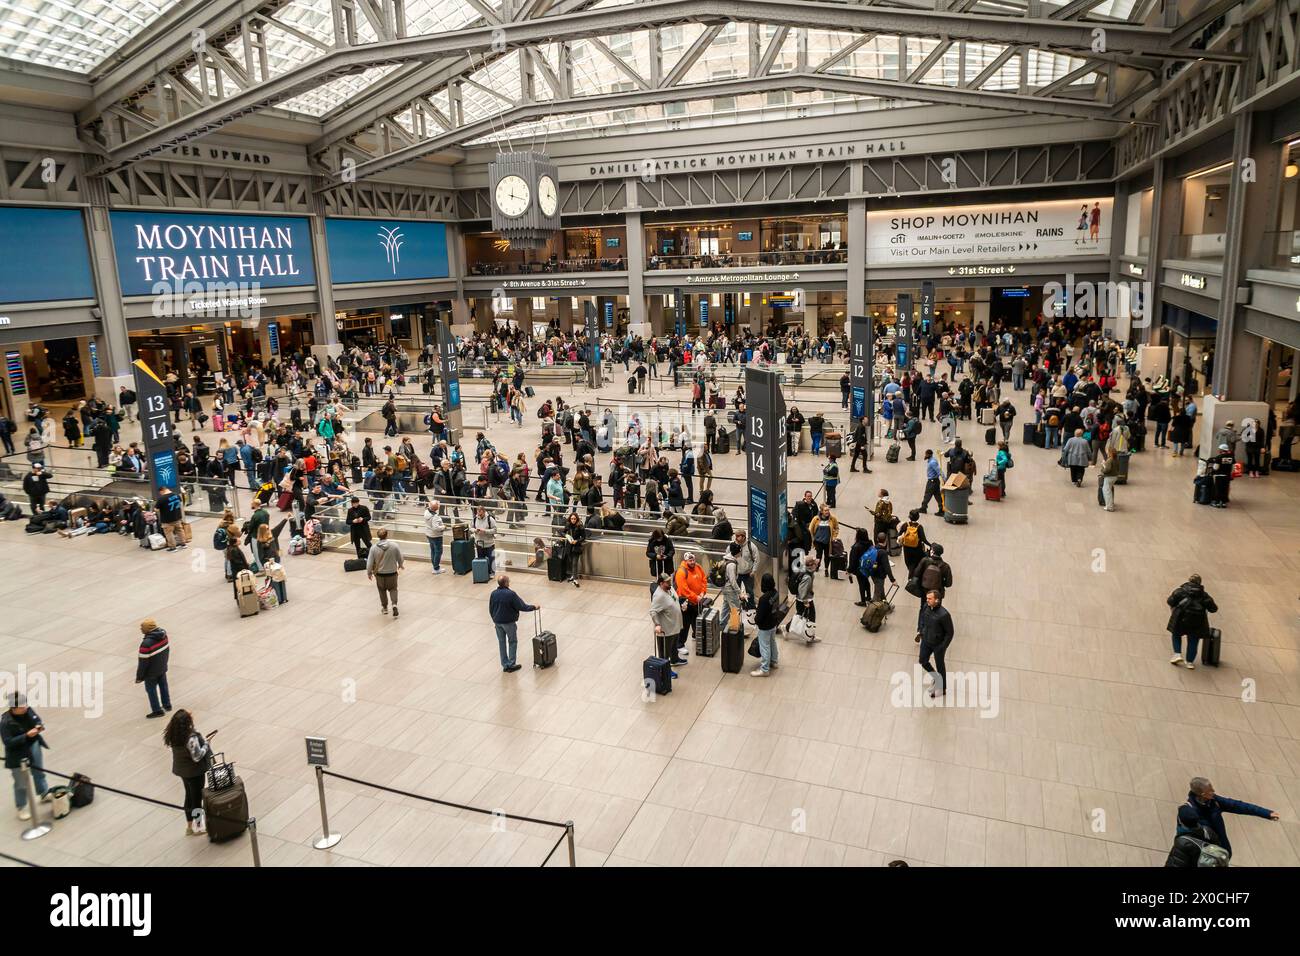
[861,584,897,633]
[451,538,474,574]
[235,571,260,616]
[886,443,900,463]
[472,556,491,583]
[720,625,744,674]
[1114,452,1131,485]
[1202,627,1222,667]
[694,605,721,657]
[202,760,248,843]
[524,385,535,398]
[628,376,637,395]
[825,432,843,458]
[532,611,557,668]
[277,490,293,511]
[1022,422,1037,446]
[643,655,673,695]
[979,407,995,426]
[985,427,996,446]
[1193,475,1212,505]
[715,429,730,454]
[547,554,566,581]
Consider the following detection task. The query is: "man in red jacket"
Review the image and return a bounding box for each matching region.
[673,553,708,661]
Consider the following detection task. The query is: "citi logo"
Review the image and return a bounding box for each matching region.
[49,886,151,936]
[378,225,404,274]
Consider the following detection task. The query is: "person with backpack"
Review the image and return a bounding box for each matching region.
[1166,574,1219,669]
[732,530,758,609]
[162,709,213,836]
[869,489,896,542]
[847,528,874,607]
[910,543,952,639]
[884,504,916,564]
[866,532,897,602]
[994,398,1017,442]
[673,552,708,660]
[718,542,746,623]
[899,413,921,461]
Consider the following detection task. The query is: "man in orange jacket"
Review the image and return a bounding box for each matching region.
[673,552,709,661]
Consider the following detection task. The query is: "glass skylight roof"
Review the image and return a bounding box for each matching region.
[0,0,1133,135]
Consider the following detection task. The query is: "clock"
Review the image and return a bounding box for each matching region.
[488,151,560,247]
[538,175,558,216]
[494,175,531,218]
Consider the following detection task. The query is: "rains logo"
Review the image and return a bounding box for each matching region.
[378,225,404,274]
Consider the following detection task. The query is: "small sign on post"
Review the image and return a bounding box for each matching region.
[306,736,329,767]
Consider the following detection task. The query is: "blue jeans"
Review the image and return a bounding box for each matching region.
[811,433,823,455]
[757,627,778,673]
[11,744,47,810]
[1172,633,1200,663]
[495,622,518,668]
[1046,426,1061,448]
[1155,421,1168,446]
[428,536,443,569]
[145,675,172,713]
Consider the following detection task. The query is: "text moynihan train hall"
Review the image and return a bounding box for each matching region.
[130,222,305,282]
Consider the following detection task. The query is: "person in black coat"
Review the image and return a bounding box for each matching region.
[1166,574,1218,669]
[917,590,955,698]
[2,693,49,819]
[135,618,172,719]
[22,463,51,512]
[647,529,675,579]
[346,496,372,558]
[1179,776,1277,857]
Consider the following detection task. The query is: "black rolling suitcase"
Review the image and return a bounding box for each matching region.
[1201,627,1222,666]
[1022,422,1037,446]
[202,755,248,843]
[1193,475,1213,505]
[547,554,566,581]
[715,428,730,454]
[532,610,557,668]
[628,376,637,395]
[721,625,744,673]
[985,427,996,445]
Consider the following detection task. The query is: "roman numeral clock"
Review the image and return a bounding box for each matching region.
[488,151,561,248]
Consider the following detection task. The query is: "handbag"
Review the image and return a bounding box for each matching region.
[788,614,815,640]
[747,635,762,658]
[206,754,237,792]
[904,576,924,598]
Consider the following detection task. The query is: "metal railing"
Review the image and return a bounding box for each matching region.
[0,462,240,517]
[468,257,627,275]
[645,250,847,269]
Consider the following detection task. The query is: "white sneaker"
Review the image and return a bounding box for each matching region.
[17,808,30,821]
[750,668,769,677]
[1184,661,1196,670]
[433,568,444,574]
[1170,654,1184,666]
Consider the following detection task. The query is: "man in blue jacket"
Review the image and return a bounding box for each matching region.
[488,575,539,673]
[1183,776,1278,855]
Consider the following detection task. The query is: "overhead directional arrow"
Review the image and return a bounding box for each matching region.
[948,267,956,275]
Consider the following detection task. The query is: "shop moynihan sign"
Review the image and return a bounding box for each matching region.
[587,140,906,177]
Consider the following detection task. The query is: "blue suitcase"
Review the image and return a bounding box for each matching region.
[451,539,474,574]
[643,656,672,695]
[472,556,491,583]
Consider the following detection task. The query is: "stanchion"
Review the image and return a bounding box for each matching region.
[248,817,262,867]
[565,820,576,867]
[312,765,341,850]
[20,759,51,841]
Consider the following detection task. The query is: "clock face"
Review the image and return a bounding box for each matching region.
[494,175,531,218]
[538,175,558,216]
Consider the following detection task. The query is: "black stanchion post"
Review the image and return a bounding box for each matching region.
[248,817,262,867]
[566,820,576,867]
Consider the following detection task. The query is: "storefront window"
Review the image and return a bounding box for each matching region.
[1173,163,1230,259]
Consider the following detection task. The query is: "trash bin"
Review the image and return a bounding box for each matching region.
[1115,451,1132,485]
[941,486,970,524]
